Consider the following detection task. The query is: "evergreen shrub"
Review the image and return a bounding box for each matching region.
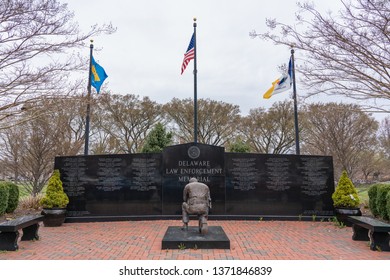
[141,123,172,153]
[368,184,380,217]
[332,171,360,208]
[5,182,19,213]
[0,183,9,215]
[39,170,69,208]
[375,184,390,220]
[386,191,390,222]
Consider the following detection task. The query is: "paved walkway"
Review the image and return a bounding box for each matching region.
[1,220,389,260]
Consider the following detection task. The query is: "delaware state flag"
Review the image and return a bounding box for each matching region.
[91,55,108,93]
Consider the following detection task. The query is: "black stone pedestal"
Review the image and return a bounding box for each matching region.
[352,224,370,241]
[21,224,40,241]
[0,231,19,251]
[162,226,230,249]
[369,231,390,251]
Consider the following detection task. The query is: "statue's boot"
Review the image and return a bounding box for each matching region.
[199,216,208,234]
[200,222,208,234]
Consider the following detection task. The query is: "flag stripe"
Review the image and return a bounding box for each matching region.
[181,33,195,74]
[263,79,280,99]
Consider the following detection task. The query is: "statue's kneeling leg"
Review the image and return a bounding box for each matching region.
[182,203,189,230]
[199,215,208,234]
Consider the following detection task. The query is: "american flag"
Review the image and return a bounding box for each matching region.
[181,33,195,74]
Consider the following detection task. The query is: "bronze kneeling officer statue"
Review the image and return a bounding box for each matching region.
[182,177,212,234]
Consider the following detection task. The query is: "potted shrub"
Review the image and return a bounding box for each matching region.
[332,170,361,226]
[40,169,69,227]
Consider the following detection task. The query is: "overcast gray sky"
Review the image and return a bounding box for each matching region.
[65,0,383,117]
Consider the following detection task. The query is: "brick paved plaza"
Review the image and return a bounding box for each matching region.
[1,220,389,260]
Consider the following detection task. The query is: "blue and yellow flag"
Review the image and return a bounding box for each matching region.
[91,55,108,93]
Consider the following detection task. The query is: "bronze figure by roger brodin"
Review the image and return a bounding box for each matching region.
[182,177,212,234]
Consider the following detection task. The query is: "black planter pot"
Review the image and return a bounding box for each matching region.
[334,207,362,227]
[41,208,67,227]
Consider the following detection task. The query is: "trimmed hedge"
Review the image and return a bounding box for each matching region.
[368,184,380,217]
[387,191,390,222]
[375,184,390,221]
[0,183,9,215]
[6,182,19,213]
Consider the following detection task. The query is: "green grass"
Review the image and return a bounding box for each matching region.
[18,185,31,199]
[355,184,370,208]
[19,185,47,200]
[0,181,47,201]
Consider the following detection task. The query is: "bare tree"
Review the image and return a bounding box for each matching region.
[253,0,390,109]
[92,94,163,153]
[49,97,86,156]
[0,97,86,195]
[0,0,115,127]
[301,102,378,180]
[241,100,296,154]
[378,117,390,159]
[359,150,384,183]
[0,126,25,182]
[164,98,241,146]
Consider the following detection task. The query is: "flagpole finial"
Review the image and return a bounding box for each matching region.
[290,45,295,53]
[193,17,197,27]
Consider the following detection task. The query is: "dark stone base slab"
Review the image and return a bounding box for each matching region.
[162,226,230,249]
[65,214,334,223]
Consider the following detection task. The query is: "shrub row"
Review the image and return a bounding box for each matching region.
[368,183,390,221]
[0,182,20,215]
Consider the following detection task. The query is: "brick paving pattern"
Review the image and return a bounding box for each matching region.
[1,220,389,260]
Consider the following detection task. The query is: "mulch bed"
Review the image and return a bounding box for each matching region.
[0,208,42,223]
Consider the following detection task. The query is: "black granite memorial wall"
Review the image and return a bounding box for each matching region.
[55,153,162,217]
[162,143,225,215]
[225,153,334,216]
[54,143,335,221]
